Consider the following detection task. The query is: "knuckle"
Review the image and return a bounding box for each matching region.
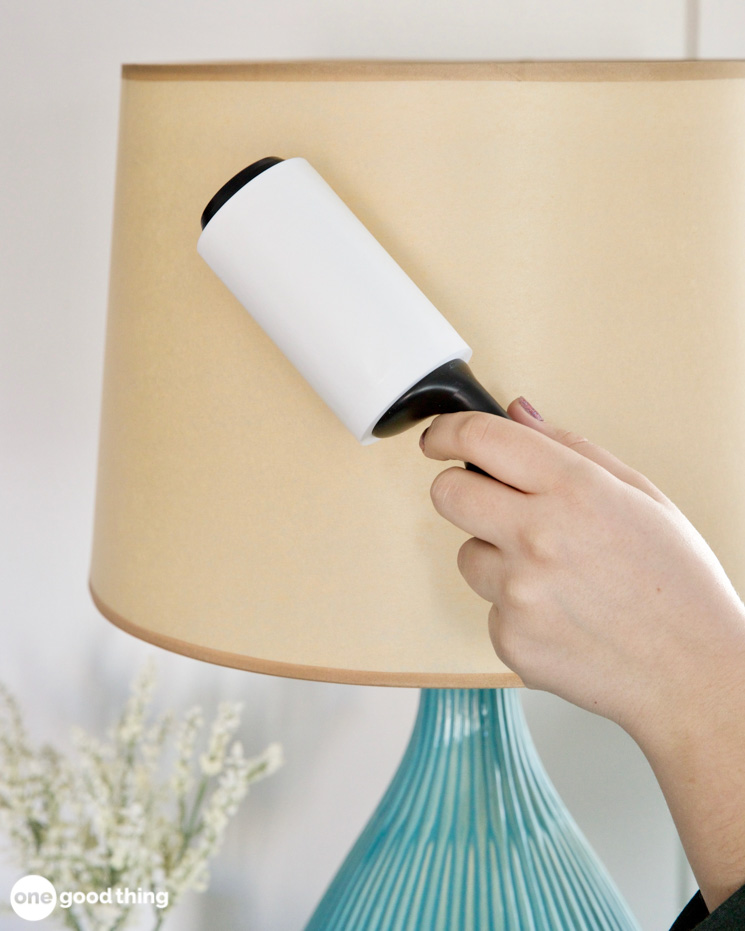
[456,538,475,575]
[488,607,521,671]
[522,526,559,564]
[552,448,597,496]
[457,411,495,452]
[430,467,462,512]
[557,428,590,453]
[502,574,536,612]
[457,538,492,595]
[487,604,502,648]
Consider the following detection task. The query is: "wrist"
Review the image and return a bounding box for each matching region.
[627,619,745,756]
[625,630,745,911]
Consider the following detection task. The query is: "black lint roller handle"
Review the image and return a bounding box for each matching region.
[372,359,509,477]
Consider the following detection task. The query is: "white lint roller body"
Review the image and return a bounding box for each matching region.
[197,156,507,444]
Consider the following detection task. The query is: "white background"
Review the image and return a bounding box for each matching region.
[1,2,743,929]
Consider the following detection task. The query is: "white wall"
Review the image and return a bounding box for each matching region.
[0,2,740,929]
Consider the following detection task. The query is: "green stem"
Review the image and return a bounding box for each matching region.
[109,909,132,931]
[179,776,209,855]
[63,911,85,931]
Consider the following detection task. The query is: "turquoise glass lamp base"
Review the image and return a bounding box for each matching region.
[305,688,640,930]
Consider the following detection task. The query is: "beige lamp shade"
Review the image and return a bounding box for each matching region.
[91,60,745,688]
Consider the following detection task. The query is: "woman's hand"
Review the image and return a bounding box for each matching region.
[421,398,745,910]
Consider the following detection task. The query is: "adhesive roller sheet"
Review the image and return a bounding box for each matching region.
[197,157,472,443]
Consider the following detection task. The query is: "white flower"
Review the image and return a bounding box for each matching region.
[198,701,242,776]
[170,707,204,800]
[115,659,157,747]
[0,666,282,931]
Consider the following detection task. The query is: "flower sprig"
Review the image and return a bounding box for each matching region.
[0,662,282,931]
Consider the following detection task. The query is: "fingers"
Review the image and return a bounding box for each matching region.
[420,400,667,504]
[421,410,578,495]
[506,397,667,502]
[457,542,521,674]
[430,468,525,549]
[457,536,503,603]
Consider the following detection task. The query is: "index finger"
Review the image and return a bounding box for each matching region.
[420,411,578,494]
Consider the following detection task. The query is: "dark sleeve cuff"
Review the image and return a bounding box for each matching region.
[670,884,745,930]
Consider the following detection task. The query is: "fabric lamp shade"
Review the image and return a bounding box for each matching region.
[90,60,745,688]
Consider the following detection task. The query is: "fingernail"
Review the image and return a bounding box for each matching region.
[419,426,429,450]
[518,396,543,421]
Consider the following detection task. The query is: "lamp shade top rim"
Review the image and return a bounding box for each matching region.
[121,58,745,83]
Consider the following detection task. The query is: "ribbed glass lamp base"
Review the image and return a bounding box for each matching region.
[305,689,640,930]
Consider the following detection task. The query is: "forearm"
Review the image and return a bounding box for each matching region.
[630,636,745,912]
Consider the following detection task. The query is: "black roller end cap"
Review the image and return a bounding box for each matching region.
[200,156,284,230]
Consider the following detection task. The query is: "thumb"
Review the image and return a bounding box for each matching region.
[507,396,666,502]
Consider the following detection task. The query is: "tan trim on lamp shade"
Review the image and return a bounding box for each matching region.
[91,61,745,686]
[121,59,745,82]
[90,583,522,688]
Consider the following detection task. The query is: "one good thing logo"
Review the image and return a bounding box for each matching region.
[9,875,57,920]
[9,875,169,921]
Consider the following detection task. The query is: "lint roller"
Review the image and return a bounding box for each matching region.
[197,156,508,445]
